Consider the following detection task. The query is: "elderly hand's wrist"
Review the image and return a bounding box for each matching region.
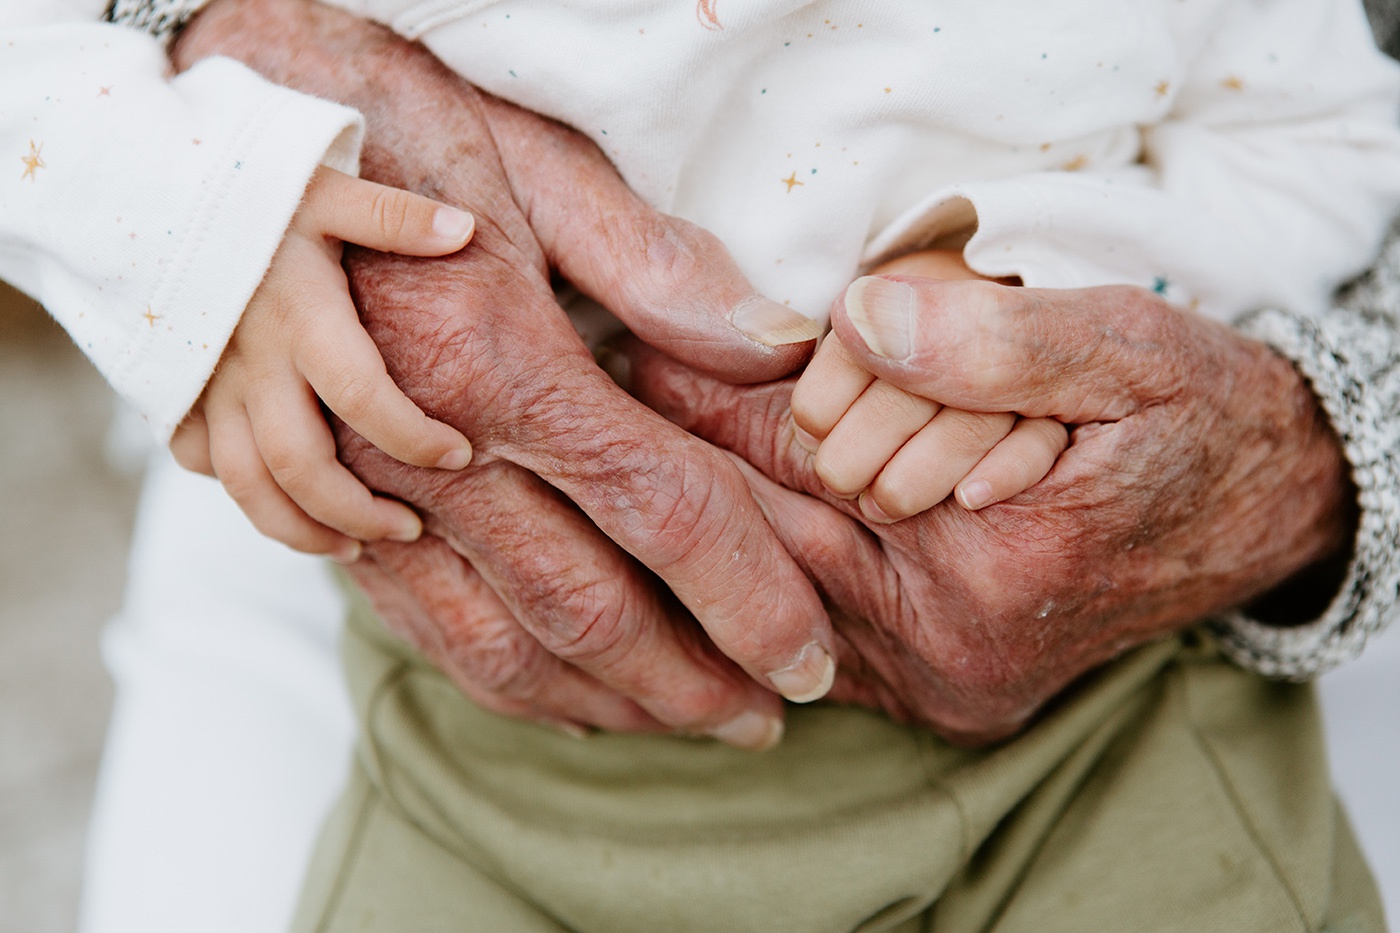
[173,0,398,92]
[1234,345,1358,626]
[1220,334,1360,610]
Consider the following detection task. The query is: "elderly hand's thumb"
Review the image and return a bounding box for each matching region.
[478,96,819,384]
[831,276,1177,424]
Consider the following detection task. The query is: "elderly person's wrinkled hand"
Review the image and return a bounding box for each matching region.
[172,0,837,749]
[626,265,1355,743]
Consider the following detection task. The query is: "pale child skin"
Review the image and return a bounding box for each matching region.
[169,167,478,562]
[792,250,1069,524]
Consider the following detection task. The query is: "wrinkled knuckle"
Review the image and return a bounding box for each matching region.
[617,448,725,550]
[668,690,734,731]
[547,584,634,665]
[625,213,718,294]
[452,625,548,697]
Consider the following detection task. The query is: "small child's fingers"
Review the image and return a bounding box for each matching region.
[790,334,875,451]
[305,167,475,257]
[955,417,1069,511]
[296,301,474,471]
[247,386,426,544]
[862,408,1018,523]
[170,412,215,476]
[814,378,940,498]
[207,406,361,562]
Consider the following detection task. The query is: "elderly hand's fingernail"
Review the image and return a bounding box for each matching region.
[431,206,475,245]
[710,711,784,751]
[845,277,914,361]
[957,480,995,511]
[329,540,363,565]
[544,719,593,740]
[792,421,821,453]
[436,443,473,471]
[767,642,836,703]
[731,297,825,347]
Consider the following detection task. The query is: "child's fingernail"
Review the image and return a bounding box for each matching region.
[766,642,836,703]
[330,540,363,565]
[792,421,821,453]
[958,480,994,510]
[845,277,914,361]
[709,711,784,751]
[858,493,897,524]
[432,207,475,244]
[730,297,824,347]
[436,445,473,471]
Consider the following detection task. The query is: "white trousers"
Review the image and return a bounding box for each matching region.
[76,454,354,933]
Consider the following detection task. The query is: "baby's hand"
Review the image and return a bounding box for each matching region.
[791,332,1068,523]
[790,250,1068,524]
[170,167,477,562]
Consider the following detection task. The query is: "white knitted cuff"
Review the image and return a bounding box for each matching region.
[1213,221,1400,679]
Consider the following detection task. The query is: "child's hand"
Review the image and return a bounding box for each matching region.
[789,250,1068,524]
[170,167,477,562]
[791,331,1068,523]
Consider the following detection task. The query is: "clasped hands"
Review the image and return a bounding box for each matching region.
[173,0,1354,748]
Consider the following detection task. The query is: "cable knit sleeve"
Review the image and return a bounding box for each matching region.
[103,0,212,43]
[1211,219,1400,678]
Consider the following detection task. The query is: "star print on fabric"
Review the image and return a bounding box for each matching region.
[1220,76,1244,91]
[20,140,44,181]
[781,171,805,193]
[98,86,112,97]
[1152,276,1169,295]
[142,307,162,328]
[1154,80,1171,98]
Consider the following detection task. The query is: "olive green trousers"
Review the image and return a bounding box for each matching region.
[292,587,1384,933]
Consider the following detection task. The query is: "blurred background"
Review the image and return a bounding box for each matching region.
[0,283,140,932]
[1,277,1397,929]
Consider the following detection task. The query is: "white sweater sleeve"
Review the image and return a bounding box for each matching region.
[0,12,364,441]
[866,0,1400,322]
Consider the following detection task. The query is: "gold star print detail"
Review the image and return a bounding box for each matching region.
[142,307,162,328]
[1154,80,1171,98]
[20,140,44,181]
[781,171,805,193]
[1220,75,1244,91]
